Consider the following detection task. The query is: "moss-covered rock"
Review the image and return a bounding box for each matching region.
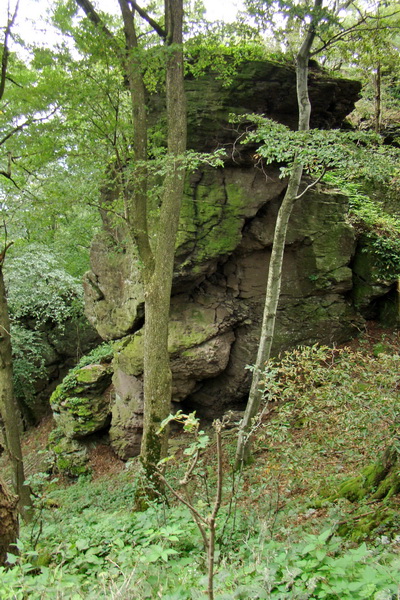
[50,362,113,439]
[184,59,361,151]
[334,447,400,503]
[82,61,367,420]
[48,429,90,478]
[337,507,399,542]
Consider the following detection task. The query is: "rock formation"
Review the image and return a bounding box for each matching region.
[52,59,387,465]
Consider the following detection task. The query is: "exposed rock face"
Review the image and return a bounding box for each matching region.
[352,236,400,327]
[170,60,361,151]
[72,60,365,460]
[81,177,358,460]
[84,236,144,340]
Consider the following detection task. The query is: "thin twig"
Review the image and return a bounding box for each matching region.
[295,168,327,200]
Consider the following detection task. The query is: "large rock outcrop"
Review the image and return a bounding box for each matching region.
[73,60,365,460]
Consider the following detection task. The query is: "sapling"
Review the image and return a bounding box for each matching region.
[157,411,224,600]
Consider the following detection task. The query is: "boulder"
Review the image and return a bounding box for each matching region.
[77,59,366,456]
[50,362,113,439]
[49,431,90,478]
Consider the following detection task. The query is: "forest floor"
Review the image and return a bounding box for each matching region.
[1,320,400,599]
[10,319,398,482]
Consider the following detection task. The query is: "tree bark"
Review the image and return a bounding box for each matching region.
[373,61,381,133]
[0,475,19,566]
[141,0,187,480]
[235,0,323,470]
[75,0,186,487]
[0,262,32,519]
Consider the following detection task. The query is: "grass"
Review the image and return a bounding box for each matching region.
[1,324,399,599]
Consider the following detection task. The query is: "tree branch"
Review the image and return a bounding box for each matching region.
[5,75,22,88]
[127,0,166,39]
[0,241,14,266]
[0,170,20,189]
[0,106,59,147]
[74,0,115,39]
[1,0,20,101]
[156,468,209,526]
[312,9,400,56]
[295,168,327,200]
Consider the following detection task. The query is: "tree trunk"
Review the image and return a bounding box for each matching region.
[141,0,187,480]
[75,0,186,488]
[0,264,32,519]
[373,61,381,134]
[234,0,323,470]
[0,475,19,566]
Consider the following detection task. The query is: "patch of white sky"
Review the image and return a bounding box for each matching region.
[203,0,244,22]
[1,0,245,52]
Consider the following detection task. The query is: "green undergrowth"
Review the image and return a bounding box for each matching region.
[1,330,400,599]
[324,173,400,280]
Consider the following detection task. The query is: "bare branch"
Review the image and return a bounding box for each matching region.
[156,469,209,526]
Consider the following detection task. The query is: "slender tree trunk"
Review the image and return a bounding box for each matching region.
[75,0,186,487]
[0,475,18,566]
[0,264,32,519]
[235,0,323,470]
[141,0,187,480]
[373,61,381,133]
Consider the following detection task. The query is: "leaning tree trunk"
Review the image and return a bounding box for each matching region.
[0,263,32,519]
[234,0,323,470]
[0,475,19,566]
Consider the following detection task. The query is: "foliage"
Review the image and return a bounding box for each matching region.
[1,485,399,599]
[157,411,224,600]
[3,245,86,405]
[0,332,399,597]
[6,245,83,326]
[10,325,48,406]
[254,343,400,469]
[235,114,400,182]
[324,173,400,279]
[184,42,272,86]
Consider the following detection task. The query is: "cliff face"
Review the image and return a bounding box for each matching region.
[78,60,363,460]
[184,60,361,151]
